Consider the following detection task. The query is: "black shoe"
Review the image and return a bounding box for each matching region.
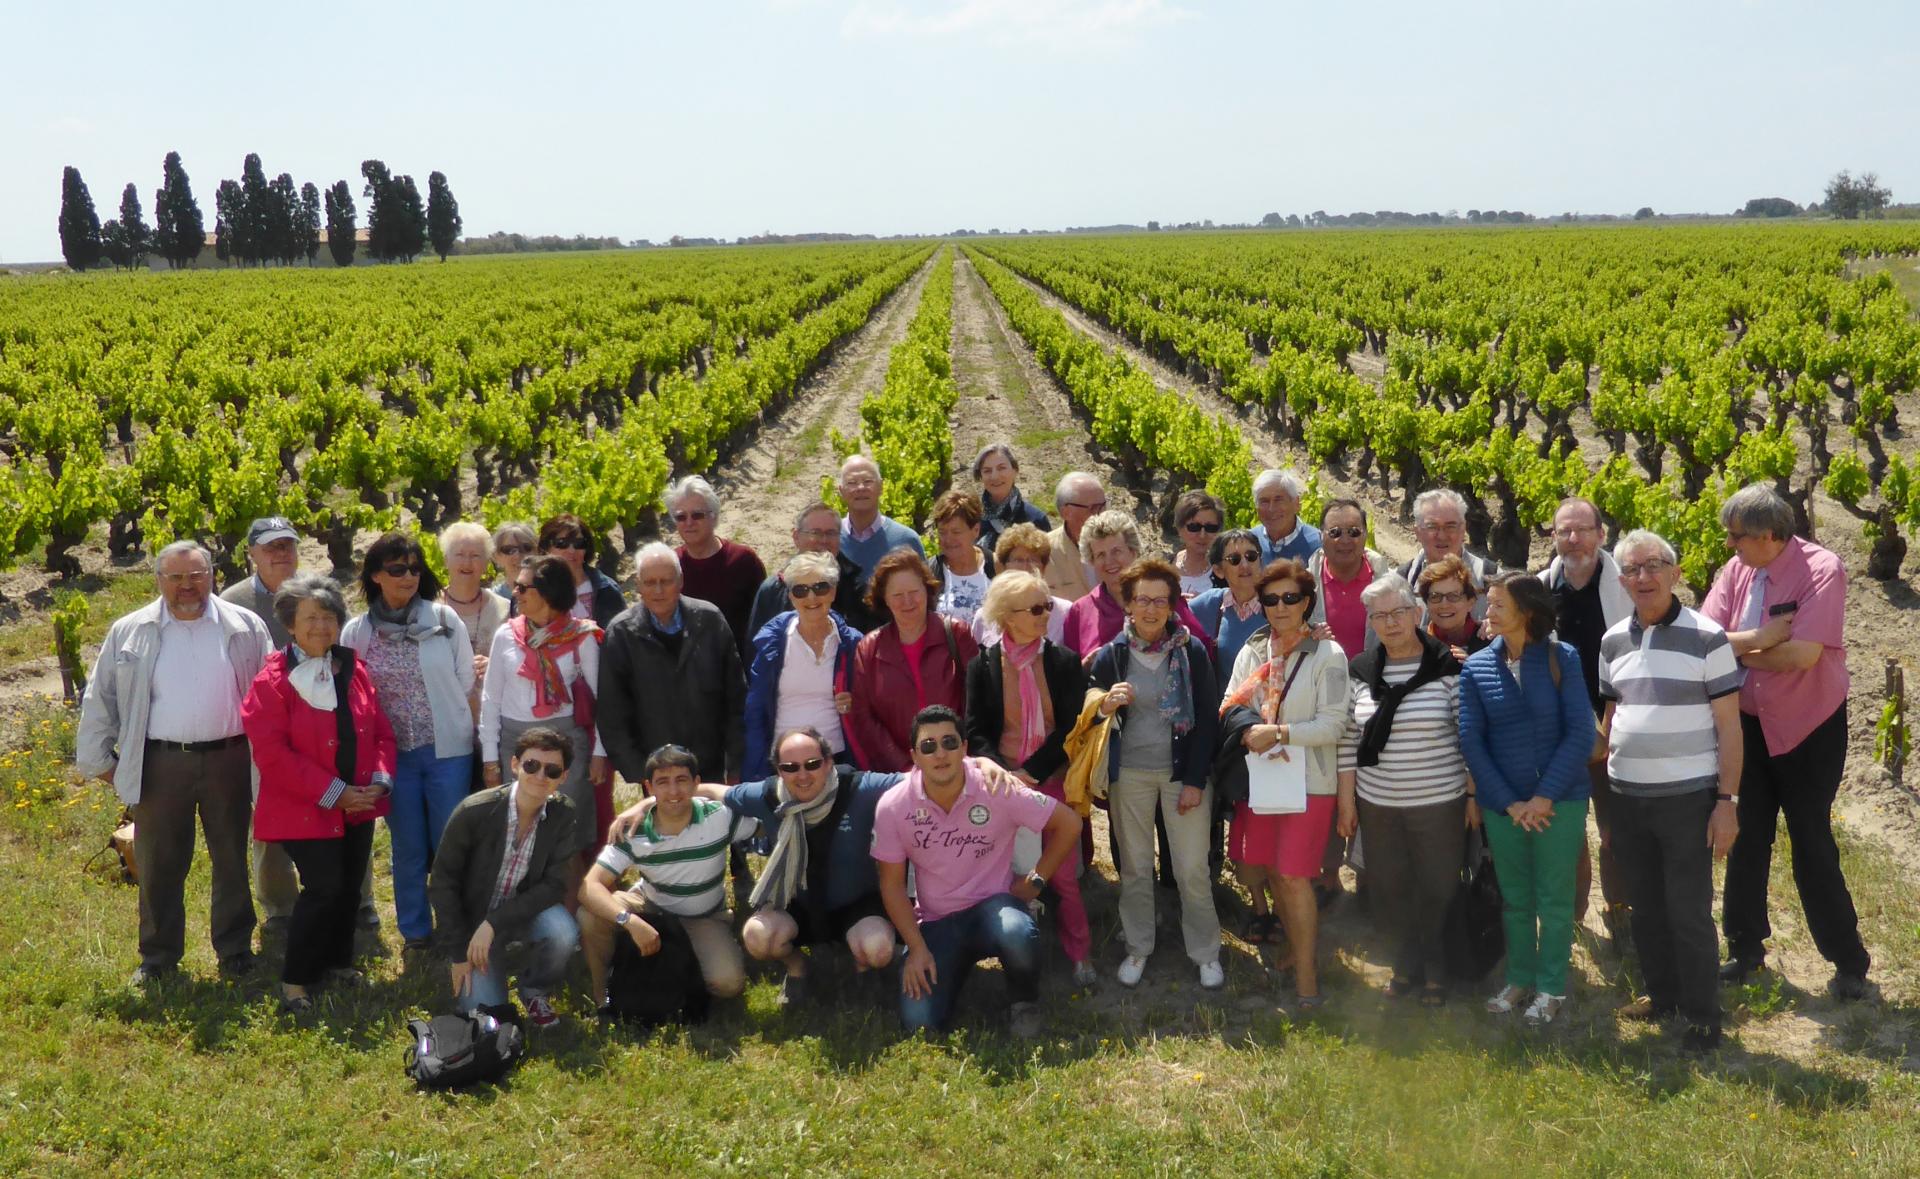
[1718,957,1763,983]
[129,964,175,987]
[357,909,381,930]
[1827,972,1870,1002]
[1680,1023,1724,1054]
[219,953,258,979]
[404,936,436,952]
[261,915,291,938]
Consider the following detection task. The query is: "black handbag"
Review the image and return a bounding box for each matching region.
[1442,827,1506,983]
[603,912,710,1028]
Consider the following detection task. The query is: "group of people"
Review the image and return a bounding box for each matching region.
[77,444,1874,1049]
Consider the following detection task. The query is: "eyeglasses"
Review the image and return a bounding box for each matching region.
[796,528,838,541]
[1368,606,1417,625]
[382,563,424,578]
[1183,521,1222,534]
[545,536,588,551]
[671,510,710,524]
[1619,560,1674,579]
[1425,590,1469,604]
[518,760,566,781]
[160,570,211,585]
[1259,591,1307,608]
[1324,527,1366,540]
[841,476,879,490]
[1063,499,1108,512]
[1221,552,1258,566]
[1552,524,1597,540]
[495,544,531,558]
[1015,600,1055,617]
[777,757,826,774]
[788,580,835,599]
[1419,520,1464,534]
[1129,595,1172,610]
[915,734,963,755]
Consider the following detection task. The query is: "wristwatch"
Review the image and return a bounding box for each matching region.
[615,910,633,927]
[1715,793,1738,804]
[1025,871,1048,891]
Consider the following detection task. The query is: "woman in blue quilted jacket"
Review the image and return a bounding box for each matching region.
[1458,571,1595,1028]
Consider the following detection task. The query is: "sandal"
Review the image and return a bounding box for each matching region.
[1245,913,1278,944]
[1419,983,1448,1008]
[1293,992,1326,1013]
[1486,985,1529,1015]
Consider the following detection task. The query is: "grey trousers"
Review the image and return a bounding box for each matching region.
[133,741,256,969]
[1357,794,1466,986]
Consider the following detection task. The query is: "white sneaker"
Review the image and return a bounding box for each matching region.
[1197,960,1225,990]
[1117,955,1148,987]
[1071,959,1098,987]
[1522,992,1565,1026]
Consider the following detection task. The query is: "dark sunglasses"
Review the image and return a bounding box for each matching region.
[1221,552,1258,566]
[382,563,424,577]
[518,760,565,780]
[777,756,826,774]
[789,580,835,600]
[1259,591,1308,608]
[510,582,535,596]
[1183,521,1222,534]
[495,544,531,557]
[916,734,963,755]
[545,536,589,551]
[1324,527,1366,540]
[1016,600,1055,617]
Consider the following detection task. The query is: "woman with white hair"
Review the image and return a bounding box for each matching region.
[1334,573,1473,1006]
[668,474,766,660]
[440,521,510,718]
[743,551,867,780]
[490,522,535,599]
[1060,509,1213,661]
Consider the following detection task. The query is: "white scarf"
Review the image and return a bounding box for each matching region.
[748,772,841,912]
[287,650,338,711]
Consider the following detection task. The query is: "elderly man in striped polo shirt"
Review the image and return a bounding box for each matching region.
[1596,530,1744,1053]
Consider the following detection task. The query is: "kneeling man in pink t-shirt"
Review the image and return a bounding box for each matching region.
[872,705,1083,1038]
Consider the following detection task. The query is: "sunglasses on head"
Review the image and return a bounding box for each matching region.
[382,563,424,578]
[545,536,588,551]
[519,760,566,780]
[1324,526,1366,540]
[1259,590,1308,608]
[1221,552,1258,566]
[788,580,835,600]
[1183,521,1222,534]
[916,734,962,755]
[777,756,826,774]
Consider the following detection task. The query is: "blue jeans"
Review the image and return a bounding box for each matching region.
[456,903,579,1012]
[899,893,1040,1033]
[387,745,474,940]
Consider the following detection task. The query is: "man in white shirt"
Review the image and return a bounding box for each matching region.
[77,540,274,985]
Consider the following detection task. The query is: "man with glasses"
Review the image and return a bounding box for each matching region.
[1306,498,1389,661]
[221,517,379,937]
[429,726,581,1028]
[78,540,274,986]
[874,706,1083,1037]
[1538,497,1634,938]
[747,501,883,638]
[836,455,925,578]
[1252,469,1322,566]
[1700,484,1871,1001]
[666,475,766,663]
[1044,471,1107,602]
[1399,488,1499,618]
[1597,531,1746,1052]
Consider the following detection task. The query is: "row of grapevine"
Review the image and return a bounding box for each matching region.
[854,246,957,530]
[964,247,1254,522]
[0,243,932,576]
[974,227,1920,589]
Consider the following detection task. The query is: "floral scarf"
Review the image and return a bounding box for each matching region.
[1221,628,1310,724]
[511,613,598,718]
[1124,622,1195,736]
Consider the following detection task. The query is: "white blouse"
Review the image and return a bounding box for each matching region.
[774,619,845,753]
[478,625,607,762]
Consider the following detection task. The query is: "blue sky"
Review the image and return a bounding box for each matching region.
[3,0,1916,261]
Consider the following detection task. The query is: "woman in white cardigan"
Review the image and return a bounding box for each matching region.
[340,531,476,950]
[1220,558,1352,1009]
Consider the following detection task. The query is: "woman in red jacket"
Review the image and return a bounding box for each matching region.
[242,576,397,1014]
[847,549,979,771]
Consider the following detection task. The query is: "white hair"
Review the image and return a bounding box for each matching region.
[1359,572,1417,612]
[782,551,839,585]
[439,521,490,557]
[1612,529,1677,566]
[664,474,721,521]
[1412,488,1470,523]
[154,539,211,571]
[633,541,683,580]
[1252,468,1305,500]
[1054,470,1101,506]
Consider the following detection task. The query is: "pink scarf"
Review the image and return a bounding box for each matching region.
[1002,636,1049,765]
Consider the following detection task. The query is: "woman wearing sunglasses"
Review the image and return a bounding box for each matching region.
[1187,528,1268,680]
[963,571,1096,986]
[1171,490,1226,598]
[341,531,477,950]
[1087,559,1225,990]
[1219,559,1352,1009]
[479,555,609,906]
[489,521,536,600]
[743,552,867,781]
[536,514,627,629]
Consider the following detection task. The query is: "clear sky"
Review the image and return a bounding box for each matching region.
[3,0,1916,262]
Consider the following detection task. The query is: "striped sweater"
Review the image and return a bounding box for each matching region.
[1337,659,1467,807]
[592,799,759,917]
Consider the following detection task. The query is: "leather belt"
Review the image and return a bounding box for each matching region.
[146,733,247,754]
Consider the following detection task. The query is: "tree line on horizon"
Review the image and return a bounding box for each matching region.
[55,154,463,271]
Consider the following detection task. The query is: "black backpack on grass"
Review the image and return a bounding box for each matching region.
[405,1003,525,1089]
[604,912,709,1028]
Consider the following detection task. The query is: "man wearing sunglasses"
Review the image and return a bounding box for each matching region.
[873,706,1084,1038]
[667,475,767,664]
[1043,471,1107,602]
[1305,498,1390,663]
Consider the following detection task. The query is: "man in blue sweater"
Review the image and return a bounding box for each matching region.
[837,455,925,578]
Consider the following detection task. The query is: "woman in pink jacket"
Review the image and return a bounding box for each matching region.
[242,576,397,1014]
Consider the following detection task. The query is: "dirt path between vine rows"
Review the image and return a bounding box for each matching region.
[709,254,938,560]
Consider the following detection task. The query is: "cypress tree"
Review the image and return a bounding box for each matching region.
[240,153,270,265]
[153,151,205,268]
[269,172,298,264]
[298,182,323,265]
[215,179,244,266]
[118,183,151,268]
[360,159,392,261]
[395,174,428,263]
[57,166,103,270]
[427,171,462,261]
[325,180,357,266]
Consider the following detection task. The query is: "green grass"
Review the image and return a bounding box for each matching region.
[4,697,1918,1176]
[0,568,155,674]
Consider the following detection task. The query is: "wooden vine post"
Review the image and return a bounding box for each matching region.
[1880,658,1909,783]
